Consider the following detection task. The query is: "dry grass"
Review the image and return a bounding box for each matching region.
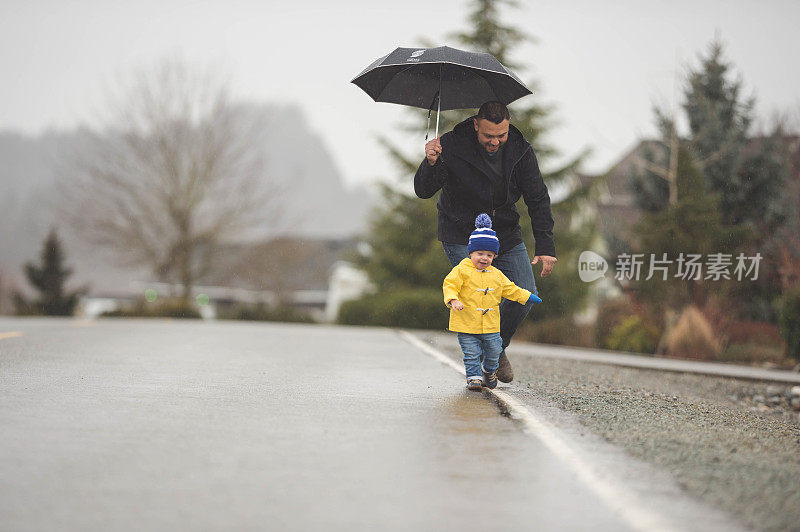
[662,306,720,360]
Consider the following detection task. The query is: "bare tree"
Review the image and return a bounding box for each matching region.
[60,60,282,302]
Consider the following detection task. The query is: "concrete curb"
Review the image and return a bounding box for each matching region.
[509,342,800,384]
[413,330,800,384]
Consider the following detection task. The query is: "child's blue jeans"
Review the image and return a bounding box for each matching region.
[457,332,503,379]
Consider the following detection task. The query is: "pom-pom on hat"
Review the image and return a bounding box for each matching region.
[467,213,500,254]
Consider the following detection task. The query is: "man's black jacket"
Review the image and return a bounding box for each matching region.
[414,117,555,257]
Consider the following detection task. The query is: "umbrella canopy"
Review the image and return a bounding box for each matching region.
[350,45,532,111]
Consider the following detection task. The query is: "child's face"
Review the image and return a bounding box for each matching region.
[469,250,496,269]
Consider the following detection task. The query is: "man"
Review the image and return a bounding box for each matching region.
[414,101,557,383]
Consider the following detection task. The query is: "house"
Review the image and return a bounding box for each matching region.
[76,236,371,322]
[576,139,667,253]
[576,135,800,305]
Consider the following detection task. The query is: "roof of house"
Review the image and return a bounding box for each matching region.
[578,135,800,248]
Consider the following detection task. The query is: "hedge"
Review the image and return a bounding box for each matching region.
[337,288,448,330]
[780,289,800,360]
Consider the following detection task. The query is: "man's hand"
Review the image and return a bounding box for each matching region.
[532,255,557,278]
[425,137,442,166]
[448,299,464,311]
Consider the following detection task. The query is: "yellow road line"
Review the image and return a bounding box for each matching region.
[0,331,24,340]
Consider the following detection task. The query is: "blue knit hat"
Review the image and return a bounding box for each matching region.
[467,213,500,254]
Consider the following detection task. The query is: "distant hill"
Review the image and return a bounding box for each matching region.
[0,103,374,303]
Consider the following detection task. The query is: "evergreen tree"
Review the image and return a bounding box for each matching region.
[356,182,451,291]
[14,229,85,316]
[629,38,791,323]
[633,145,741,312]
[354,0,594,324]
[683,40,786,232]
[726,124,793,320]
[684,40,790,321]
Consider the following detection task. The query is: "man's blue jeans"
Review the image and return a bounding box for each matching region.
[458,332,502,379]
[443,242,538,350]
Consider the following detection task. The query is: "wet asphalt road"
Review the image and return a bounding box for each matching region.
[416,330,800,532]
[0,318,631,531]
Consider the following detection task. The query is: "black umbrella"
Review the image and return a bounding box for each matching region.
[351,45,531,138]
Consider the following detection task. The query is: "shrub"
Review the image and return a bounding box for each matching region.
[101,299,201,319]
[594,298,638,349]
[780,289,800,361]
[515,316,592,347]
[219,303,315,323]
[337,289,448,330]
[726,320,783,346]
[605,315,660,354]
[662,306,720,359]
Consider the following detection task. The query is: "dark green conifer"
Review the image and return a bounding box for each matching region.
[14,229,85,316]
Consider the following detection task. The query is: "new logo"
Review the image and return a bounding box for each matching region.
[578,251,608,283]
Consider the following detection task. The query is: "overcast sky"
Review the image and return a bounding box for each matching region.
[1,0,798,187]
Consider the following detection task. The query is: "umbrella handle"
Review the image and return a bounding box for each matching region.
[426,109,431,141]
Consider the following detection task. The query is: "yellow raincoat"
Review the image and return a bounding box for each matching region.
[443,258,532,334]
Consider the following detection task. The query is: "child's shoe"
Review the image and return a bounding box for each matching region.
[482,370,498,389]
[466,378,483,391]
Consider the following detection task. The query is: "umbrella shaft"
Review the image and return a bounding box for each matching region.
[435,86,441,138]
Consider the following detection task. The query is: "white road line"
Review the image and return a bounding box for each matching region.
[398,330,680,532]
[399,330,465,375]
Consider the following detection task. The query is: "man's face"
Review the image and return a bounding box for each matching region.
[469,250,496,269]
[474,118,509,154]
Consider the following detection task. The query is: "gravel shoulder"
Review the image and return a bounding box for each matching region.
[416,331,800,532]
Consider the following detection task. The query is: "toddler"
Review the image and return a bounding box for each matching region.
[443,214,542,390]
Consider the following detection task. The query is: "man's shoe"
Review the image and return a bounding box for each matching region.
[467,378,483,391]
[482,370,498,389]
[496,350,514,383]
